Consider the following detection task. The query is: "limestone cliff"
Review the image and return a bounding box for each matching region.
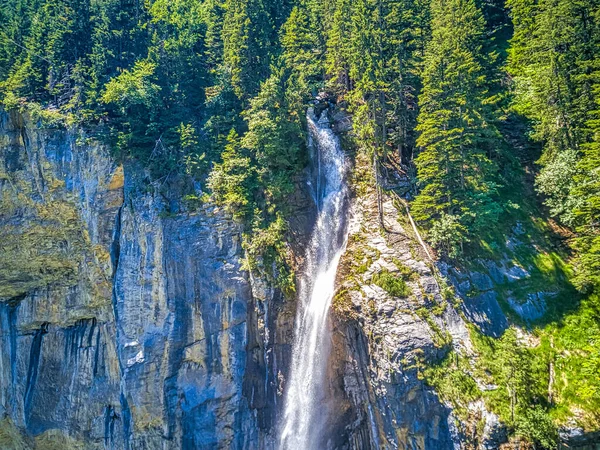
[0,107,581,450]
[0,110,300,449]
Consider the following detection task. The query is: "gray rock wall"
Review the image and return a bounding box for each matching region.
[0,111,296,449]
[329,172,466,449]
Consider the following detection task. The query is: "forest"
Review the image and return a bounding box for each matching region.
[1,0,600,447]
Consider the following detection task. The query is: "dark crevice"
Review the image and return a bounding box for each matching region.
[104,404,119,447]
[109,202,131,449]
[110,205,123,277]
[23,322,48,422]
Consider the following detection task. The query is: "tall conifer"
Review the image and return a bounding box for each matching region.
[413,0,502,255]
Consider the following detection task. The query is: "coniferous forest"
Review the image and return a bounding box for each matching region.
[1,0,600,448]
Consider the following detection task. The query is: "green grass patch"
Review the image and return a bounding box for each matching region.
[423,350,481,419]
[391,258,419,281]
[372,269,410,298]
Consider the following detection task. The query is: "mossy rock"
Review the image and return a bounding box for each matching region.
[0,418,30,450]
[372,269,410,298]
[0,196,87,299]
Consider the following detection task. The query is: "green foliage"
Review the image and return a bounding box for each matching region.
[1,0,600,437]
[423,351,481,418]
[535,149,580,225]
[392,258,418,281]
[281,5,325,102]
[101,60,160,108]
[207,68,307,290]
[325,0,430,158]
[507,0,597,158]
[242,213,295,293]
[552,293,600,423]
[507,0,600,293]
[516,405,559,450]
[570,63,600,292]
[242,71,306,210]
[471,326,558,448]
[412,0,504,255]
[371,269,410,298]
[427,213,469,259]
[0,0,148,118]
[207,130,256,221]
[221,0,271,100]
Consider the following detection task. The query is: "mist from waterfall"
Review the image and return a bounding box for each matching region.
[279,108,350,450]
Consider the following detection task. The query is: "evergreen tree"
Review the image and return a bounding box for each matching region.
[281,4,324,104]
[508,0,600,289]
[325,0,430,160]
[221,0,271,100]
[0,0,41,83]
[1,0,93,105]
[507,0,597,161]
[325,0,352,92]
[572,62,600,291]
[207,129,256,221]
[412,0,503,256]
[203,0,226,71]
[242,70,306,211]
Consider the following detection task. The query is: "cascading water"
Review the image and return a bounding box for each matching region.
[279,107,350,450]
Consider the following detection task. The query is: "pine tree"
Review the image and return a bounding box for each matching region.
[1,0,93,104]
[281,4,324,103]
[507,0,600,288]
[221,0,271,100]
[412,0,503,255]
[242,70,306,211]
[507,0,597,161]
[207,129,256,221]
[325,0,352,92]
[324,0,430,160]
[203,0,226,71]
[0,0,41,83]
[572,63,600,291]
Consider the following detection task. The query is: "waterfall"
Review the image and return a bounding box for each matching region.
[279,107,350,450]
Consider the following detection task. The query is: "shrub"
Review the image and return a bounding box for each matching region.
[372,269,410,298]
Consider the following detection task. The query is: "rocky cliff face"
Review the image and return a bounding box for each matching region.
[0,110,124,448]
[323,114,557,449]
[324,149,468,449]
[0,110,304,449]
[0,107,559,450]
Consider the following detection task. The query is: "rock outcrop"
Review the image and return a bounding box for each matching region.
[327,150,472,449]
[0,110,301,449]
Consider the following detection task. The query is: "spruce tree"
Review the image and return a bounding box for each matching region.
[325,0,352,92]
[572,64,600,291]
[242,70,306,211]
[507,0,600,288]
[281,4,324,103]
[412,0,502,256]
[324,0,430,159]
[207,129,256,221]
[507,0,597,161]
[221,0,271,100]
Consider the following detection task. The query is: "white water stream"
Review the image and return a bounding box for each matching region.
[279,108,350,449]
